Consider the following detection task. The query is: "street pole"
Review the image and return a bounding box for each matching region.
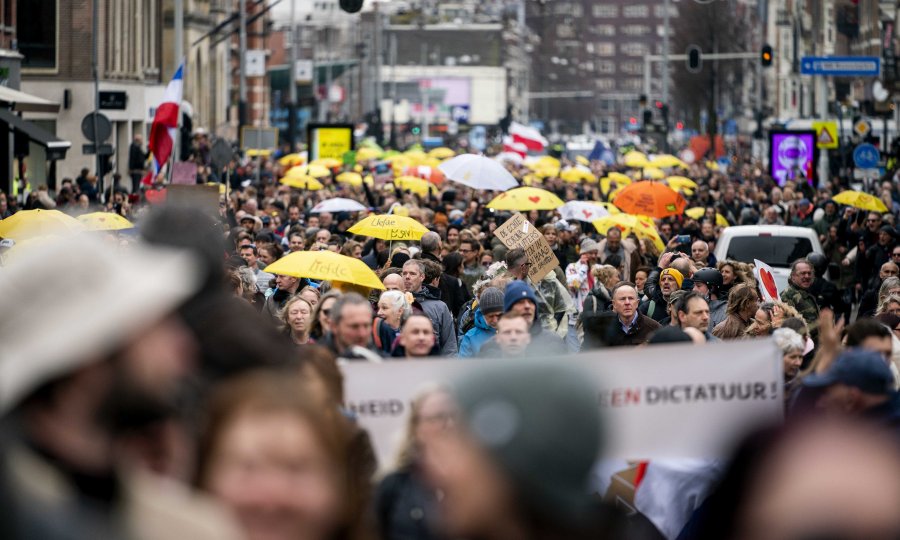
[420,43,428,140]
[374,4,383,114]
[174,0,183,165]
[389,32,397,148]
[91,0,101,190]
[662,0,670,105]
[239,0,248,129]
[287,0,298,151]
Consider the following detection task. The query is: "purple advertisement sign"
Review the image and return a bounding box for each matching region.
[769,131,816,186]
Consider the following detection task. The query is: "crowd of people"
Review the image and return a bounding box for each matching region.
[2,139,900,540]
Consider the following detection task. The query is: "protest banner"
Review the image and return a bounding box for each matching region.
[754,258,782,302]
[494,212,558,281]
[342,339,782,468]
[170,161,198,185]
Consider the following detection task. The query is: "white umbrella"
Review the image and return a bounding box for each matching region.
[438,154,519,191]
[495,152,524,165]
[558,201,610,223]
[310,198,368,213]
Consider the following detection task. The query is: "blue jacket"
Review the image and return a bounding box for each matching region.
[458,309,496,358]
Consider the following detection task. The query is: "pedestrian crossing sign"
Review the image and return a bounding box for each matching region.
[813,121,839,149]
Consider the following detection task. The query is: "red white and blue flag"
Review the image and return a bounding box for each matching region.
[142,61,184,185]
[509,121,548,152]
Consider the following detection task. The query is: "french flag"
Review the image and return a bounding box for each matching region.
[509,121,548,152]
[142,61,185,185]
[502,136,528,158]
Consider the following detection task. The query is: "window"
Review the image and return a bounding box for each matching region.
[622,25,650,36]
[552,2,583,16]
[18,0,56,69]
[594,24,615,36]
[725,237,814,268]
[595,42,615,56]
[654,5,678,18]
[595,60,615,74]
[595,78,615,91]
[621,62,643,75]
[592,5,618,18]
[621,42,648,56]
[623,5,649,18]
[620,78,644,91]
[556,24,575,38]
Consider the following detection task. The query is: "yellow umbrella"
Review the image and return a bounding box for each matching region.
[623,151,649,169]
[277,153,306,167]
[287,164,331,178]
[560,167,597,183]
[428,147,456,159]
[336,171,374,187]
[575,155,590,166]
[593,214,639,234]
[394,176,437,197]
[206,182,227,195]
[0,209,85,240]
[77,212,135,231]
[403,149,428,165]
[356,147,382,161]
[648,154,688,169]
[265,250,384,290]
[533,166,561,179]
[600,175,632,196]
[685,207,730,227]
[348,214,430,241]
[486,187,565,211]
[642,167,666,180]
[310,158,342,168]
[631,218,666,251]
[665,176,698,191]
[280,175,324,190]
[246,149,272,158]
[833,190,889,213]
[522,173,540,186]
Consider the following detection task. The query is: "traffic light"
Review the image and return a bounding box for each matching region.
[761,44,773,67]
[686,45,702,73]
[339,0,364,13]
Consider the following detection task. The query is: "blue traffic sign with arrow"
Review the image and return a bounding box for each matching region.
[801,56,881,77]
[853,143,880,169]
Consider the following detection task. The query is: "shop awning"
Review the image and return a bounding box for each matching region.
[0,86,61,113]
[0,108,71,158]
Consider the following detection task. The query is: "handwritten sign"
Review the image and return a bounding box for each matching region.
[495,212,558,281]
[308,124,354,161]
[170,161,198,185]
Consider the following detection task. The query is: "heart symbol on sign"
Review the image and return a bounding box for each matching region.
[528,196,540,203]
[582,209,592,219]
[145,188,167,204]
[760,268,778,299]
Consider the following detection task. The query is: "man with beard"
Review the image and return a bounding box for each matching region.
[0,235,240,539]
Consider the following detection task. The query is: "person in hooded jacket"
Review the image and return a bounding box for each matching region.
[402,260,458,356]
[478,281,566,357]
[459,287,504,358]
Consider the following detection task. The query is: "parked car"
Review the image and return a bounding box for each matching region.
[713,225,824,291]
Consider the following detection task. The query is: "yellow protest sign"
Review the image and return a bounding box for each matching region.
[308,123,354,161]
[812,120,838,149]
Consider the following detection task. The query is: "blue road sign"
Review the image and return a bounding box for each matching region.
[853,143,880,168]
[801,56,881,77]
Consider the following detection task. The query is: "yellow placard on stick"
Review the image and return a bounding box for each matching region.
[495,212,559,282]
[812,120,839,149]
[308,123,354,161]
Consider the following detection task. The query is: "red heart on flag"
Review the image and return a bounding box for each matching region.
[582,209,592,219]
[145,188,167,205]
[760,268,778,299]
[528,196,540,203]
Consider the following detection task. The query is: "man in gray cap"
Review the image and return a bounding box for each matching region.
[0,235,241,539]
[423,359,632,538]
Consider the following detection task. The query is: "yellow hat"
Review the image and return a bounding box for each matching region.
[660,267,684,288]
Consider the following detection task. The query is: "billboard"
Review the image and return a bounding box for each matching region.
[769,130,817,186]
[307,123,354,162]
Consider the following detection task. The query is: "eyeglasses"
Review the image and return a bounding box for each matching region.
[892,252,900,258]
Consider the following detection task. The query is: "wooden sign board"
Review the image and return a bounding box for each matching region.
[494,212,558,282]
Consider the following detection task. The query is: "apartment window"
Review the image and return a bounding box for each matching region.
[556,24,575,38]
[595,78,615,91]
[623,5,649,18]
[621,42,648,56]
[594,25,615,36]
[620,78,644,91]
[552,2,583,17]
[595,60,615,74]
[622,25,650,36]
[592,5,618,18]
[595,42,615,56]
[18,0,56,68]
[653,5,678,18]
[621,62,643,75]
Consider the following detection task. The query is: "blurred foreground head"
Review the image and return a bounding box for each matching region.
[688,418,900,540]
[0,234,200,414]
[425,359,604,539]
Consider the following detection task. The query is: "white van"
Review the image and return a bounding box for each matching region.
[713,225,824,291]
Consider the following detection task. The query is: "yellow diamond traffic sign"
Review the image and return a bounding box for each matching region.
[813,120,839,149]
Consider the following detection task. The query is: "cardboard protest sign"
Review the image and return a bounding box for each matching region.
[170,161,198,185]
[754,259,782,302]
[342,339,783,468]
[166,184,220,218]
[494,212,558,281]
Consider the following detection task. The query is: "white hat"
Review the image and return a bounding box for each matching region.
[0,235,200,412]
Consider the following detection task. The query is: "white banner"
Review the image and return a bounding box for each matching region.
[342,339,783,467]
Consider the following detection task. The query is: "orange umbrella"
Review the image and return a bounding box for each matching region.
[612,181,686,219]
